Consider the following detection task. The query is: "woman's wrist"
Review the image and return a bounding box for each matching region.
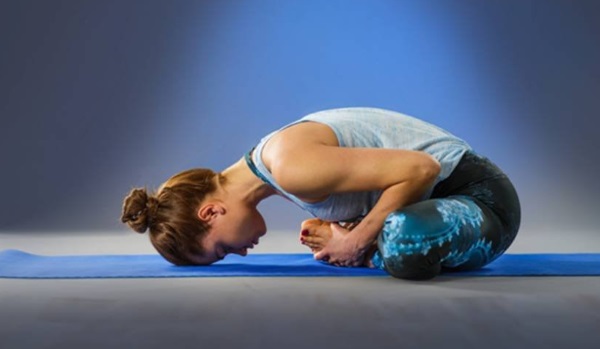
[347,226,378,253]
[352,211,387,245]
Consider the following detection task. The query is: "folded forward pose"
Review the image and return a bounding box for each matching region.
[121,107,520,280]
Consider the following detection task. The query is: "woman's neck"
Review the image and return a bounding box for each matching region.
[220,158,276,206]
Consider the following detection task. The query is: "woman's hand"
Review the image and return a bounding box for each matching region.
[314,223,369,267]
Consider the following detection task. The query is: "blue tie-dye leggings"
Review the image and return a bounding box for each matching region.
[370,151,521,280]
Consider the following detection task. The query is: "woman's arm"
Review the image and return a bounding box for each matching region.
[264,125,441,265]
[269,145,440,204]
[322,170,437,265]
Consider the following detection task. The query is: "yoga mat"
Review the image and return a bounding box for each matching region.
[0,249,599,279]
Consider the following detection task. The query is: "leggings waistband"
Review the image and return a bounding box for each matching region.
[431,151,507,199]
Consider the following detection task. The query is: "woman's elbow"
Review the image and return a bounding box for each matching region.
[420,154,441,183]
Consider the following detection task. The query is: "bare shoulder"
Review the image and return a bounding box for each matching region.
[261,121,339,171]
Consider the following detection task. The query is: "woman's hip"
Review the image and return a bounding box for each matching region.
[430,151,521,234]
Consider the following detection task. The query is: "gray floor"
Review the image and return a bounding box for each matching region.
[1,230,600,349]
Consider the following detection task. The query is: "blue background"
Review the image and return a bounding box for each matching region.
[1,0,598,235]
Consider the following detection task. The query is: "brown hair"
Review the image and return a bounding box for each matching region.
[120,168,221,265]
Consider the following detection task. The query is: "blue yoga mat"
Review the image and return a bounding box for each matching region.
[0,249,599,279]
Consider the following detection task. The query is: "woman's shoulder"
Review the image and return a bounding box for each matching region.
[260,121,339,170]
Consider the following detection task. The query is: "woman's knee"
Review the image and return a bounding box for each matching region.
[377,210,448,280]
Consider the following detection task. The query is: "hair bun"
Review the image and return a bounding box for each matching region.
[146,196,159,225]
[121,188,157,233]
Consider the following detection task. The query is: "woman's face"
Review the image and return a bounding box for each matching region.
[195,203,267,265]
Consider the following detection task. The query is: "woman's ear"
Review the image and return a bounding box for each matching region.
[197,203,226,223]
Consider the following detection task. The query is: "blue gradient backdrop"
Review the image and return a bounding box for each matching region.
[1,0,598,235]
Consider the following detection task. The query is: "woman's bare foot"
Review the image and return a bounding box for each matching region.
[299,218,332,253]
[299,218,378,268]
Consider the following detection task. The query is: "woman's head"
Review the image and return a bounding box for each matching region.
[120,168,217,265]
[120,168,266,266]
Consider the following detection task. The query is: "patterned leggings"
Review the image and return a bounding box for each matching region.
[370,151,521,280]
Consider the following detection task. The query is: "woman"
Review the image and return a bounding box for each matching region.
[121,107,520,280]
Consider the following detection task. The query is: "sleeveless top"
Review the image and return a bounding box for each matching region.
[245,107,472,223]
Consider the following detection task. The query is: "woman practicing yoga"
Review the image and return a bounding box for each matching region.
[121,107,520,280]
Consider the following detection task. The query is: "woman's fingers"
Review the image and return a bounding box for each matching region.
[314,249,329,261]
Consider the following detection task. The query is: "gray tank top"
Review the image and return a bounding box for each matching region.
[246,107,472,223]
